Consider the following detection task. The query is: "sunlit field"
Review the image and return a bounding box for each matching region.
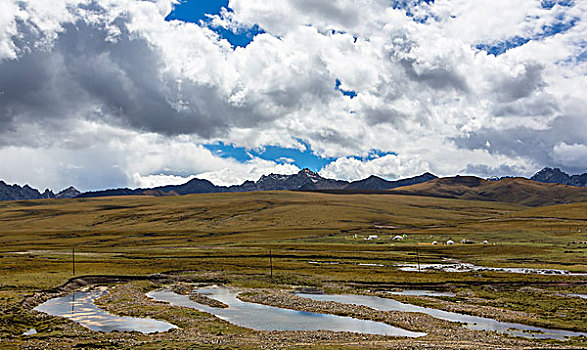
[1,192,585,348]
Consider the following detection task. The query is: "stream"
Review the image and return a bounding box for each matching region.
[296,293,587,340]
[34,287,177,333]
[147,286,426,337]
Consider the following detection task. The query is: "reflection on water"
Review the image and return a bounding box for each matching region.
[568,294,587,300]
[147,286,425,337]
[22,328,37,336]
[34,287,177,333]
[296,293,587,340]
[388,290,455,297]
[396,263,586,275]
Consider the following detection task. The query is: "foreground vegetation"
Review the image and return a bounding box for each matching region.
[0,191,585,348]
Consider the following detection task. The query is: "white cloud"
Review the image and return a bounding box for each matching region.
[132,173,197,188]
[319,154,431,181]
[0,1,20,59]
[276,157,295,164]
[196,158,299,186]
[551,142,587,167]
[0,120,299,191]
[0,0,585,191]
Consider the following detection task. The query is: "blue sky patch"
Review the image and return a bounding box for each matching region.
[539,14,578,38]
[476,10,579,56]
[391,0,435,9]
[204,141,336,172]
[350,150,398,161]
[391,0,435,23]
[165,0,263,48]
[204,141,250,162]
[211,25,264,48]
[165,0,228,23]
[335,79,358,99]
[205,142,398,173]
[541,0,573,10]
[475,36,531,56]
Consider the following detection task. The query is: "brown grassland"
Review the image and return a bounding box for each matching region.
[0,191,585,348]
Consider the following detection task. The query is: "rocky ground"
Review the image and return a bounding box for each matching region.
[370,291,535,323]
[7,279,586,349]
[172,282,229,308]
[238,288,541,348]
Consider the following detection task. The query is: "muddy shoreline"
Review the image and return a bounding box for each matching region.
[14,276,587,349]
[171,282,229,308]
[237,289,539,346]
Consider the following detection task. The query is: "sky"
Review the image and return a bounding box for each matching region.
[0,0,585,191]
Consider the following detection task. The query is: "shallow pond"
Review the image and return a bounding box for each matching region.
[22,328,37,336]
[296,293,587,340]
[568,294,587,300]
[34,287,177,333]
[387,290,455,297]
[147,286,425,337]
[396,263,586,275]
[308,260,586,276]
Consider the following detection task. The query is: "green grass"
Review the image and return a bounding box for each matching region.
[0,191,585,348]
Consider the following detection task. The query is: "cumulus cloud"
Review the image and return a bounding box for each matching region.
[319,154,431,181]
[0,119,302,191]
[0,0,19,60]
[132,174,197,189]
[551,142,587,169]
[196,159,300,187]
[0,0,585,190]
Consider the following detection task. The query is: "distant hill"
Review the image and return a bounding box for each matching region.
[76,188,141,198]
[77,169,437,198]
[55,186,81,199]
[344,172,437,190]
[2,166,586,203]
[392,176,587,206]
[258,168,348,191]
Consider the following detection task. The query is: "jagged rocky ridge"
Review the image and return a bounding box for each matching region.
[530,167,587,187]
[1,167,585,201]
[0,182,80,201]
[77,169,438,198]
[55,186,81,199]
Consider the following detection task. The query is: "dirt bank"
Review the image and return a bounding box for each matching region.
[238,288,574,349]
[14,278,586,349]
[171,282,229,308]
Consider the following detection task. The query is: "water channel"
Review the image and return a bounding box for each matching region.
[146,286,426,337]
[34,285,586,339]
[296,293,587,340]
[387,290,456,297]
[396,263,587,275]
[34,287,177,333]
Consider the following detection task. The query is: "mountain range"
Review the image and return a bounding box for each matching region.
[0,167,585,204]
[76,169,438,198]
[530,167,587,187]
[0,182,80,201]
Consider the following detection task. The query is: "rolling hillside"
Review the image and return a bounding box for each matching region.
[392,176,587,206]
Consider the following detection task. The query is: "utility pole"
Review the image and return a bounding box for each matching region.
[269,250,273,278]
[72,246,75,276]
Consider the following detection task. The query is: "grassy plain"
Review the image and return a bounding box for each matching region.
[0,191,585,348]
